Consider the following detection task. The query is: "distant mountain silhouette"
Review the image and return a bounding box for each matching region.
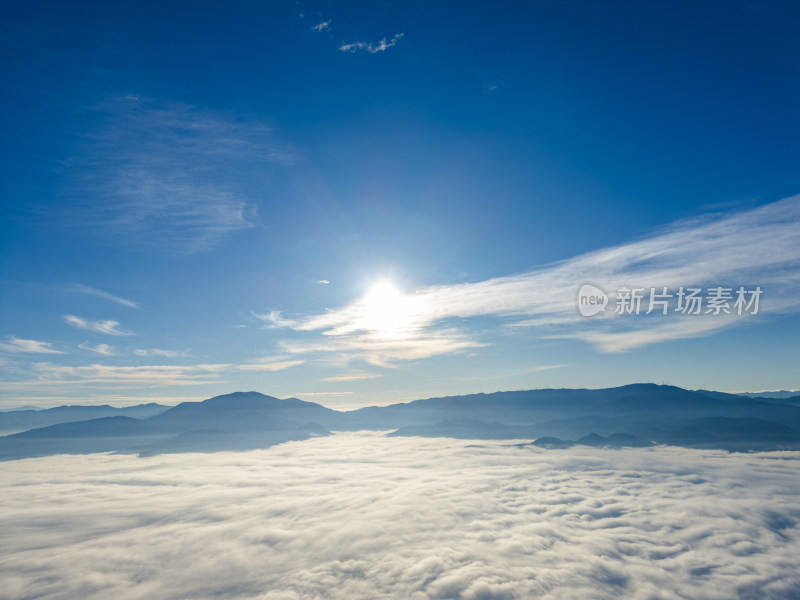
[695,389,800,406]
[3,385,800,459]
[752,394,800,406]
[347,384,800,427]
[530,437,574,449]
[137,422,329,457]
[147,391,340,433]
[645,417,800,451]
[1,416,164,459]
[736,391,800,400]
[0,403,168,435]
[577,432,608,446]
[0,392,331,459]
[694,389,749,401]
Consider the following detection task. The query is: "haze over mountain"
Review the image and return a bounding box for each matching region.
[0,403,169,436]
[0,392,333,459]
[3,384,800,460]
[735,390,800,399]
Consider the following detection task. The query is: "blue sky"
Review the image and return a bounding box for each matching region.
[1,0,798,408]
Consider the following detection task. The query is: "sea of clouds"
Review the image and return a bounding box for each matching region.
[2,432,799,600]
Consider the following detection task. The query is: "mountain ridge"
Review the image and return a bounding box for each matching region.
[3,385,800,459]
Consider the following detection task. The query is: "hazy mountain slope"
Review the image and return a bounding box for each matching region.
[4,385,800,459]
[0,392,333,459]
[147,391,343,432]
[348,384,800,430]
[736,391,800,399]
[696,389,800,405]
[0,416,171,460]
[643,417,800,451]
[0,403,169,435]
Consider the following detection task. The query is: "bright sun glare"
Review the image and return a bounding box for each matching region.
[360,280,419,339]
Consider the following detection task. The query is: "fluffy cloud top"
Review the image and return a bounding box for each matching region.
[2,433,799,599]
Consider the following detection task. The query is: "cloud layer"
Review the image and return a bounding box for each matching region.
[2,433,799,599]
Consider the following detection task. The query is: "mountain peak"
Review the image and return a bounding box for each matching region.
[612,383,685,393]
[202,391,282,408]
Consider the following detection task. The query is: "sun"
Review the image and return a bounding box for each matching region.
[360,280,418,339]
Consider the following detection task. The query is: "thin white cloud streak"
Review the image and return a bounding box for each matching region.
[69,97,298,253]
[27,362,231,386]
[0,336,64,354]
[526,364,567,373]
[322,373,382,382]
[292,391,353,397]
[277,195,800,356]
[4,360,300,392]
[339,33,404,53]
[78,343,117,356]
[2,434,799,599]
[134,348,190,358]
[312,21,330,32]
[63,315,133,336]
[253,310,295,329]
[236,358,305,372]
[70,284,140,309]
[544,317,736,353]
[279,329,483,368]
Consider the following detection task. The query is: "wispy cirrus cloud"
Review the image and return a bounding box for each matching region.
[236,357,305,372]
[64,315,133,336]
[292,391,353,397]
[307,14,401,55]
[0,336,64,354]
[252,310,295,329]
[67,97,297,253]
[278,329,482,368]
[0,360,301,398]
[29,362,231,386]
[322,373,382,382]
[78,342,117,356]
[268,195,800,360]
[134,348,190,358]
[339,33,404,54]
[70,284,140,309]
